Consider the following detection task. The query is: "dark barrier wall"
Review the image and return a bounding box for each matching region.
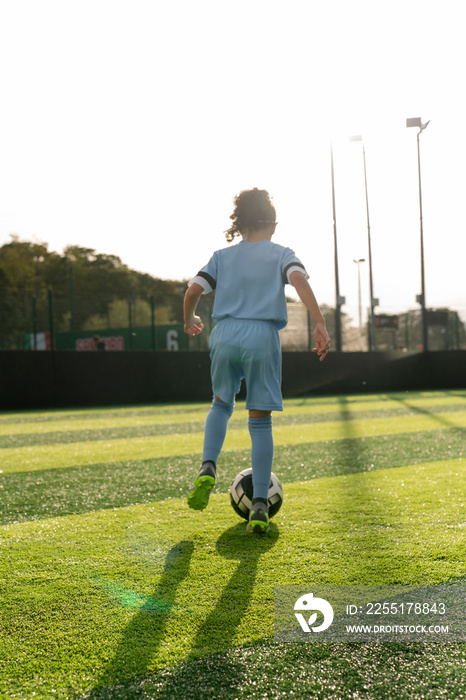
[1,350,465,410]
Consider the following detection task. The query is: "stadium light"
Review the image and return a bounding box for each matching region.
[330,144,346,352]
[353,258,365,349]
[349,135,378,351]
[406,117,430,351]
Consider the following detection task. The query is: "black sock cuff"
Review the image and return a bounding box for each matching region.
[252,497,268,505]
[202,460,217,471]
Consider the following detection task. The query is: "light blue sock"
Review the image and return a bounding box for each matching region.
[202,397,235,466]
[249,416,274,500]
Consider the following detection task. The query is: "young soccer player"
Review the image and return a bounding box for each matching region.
[184,188,330,533]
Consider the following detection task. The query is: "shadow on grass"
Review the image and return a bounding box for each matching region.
[334,395,371,477]
[191,522,279,654]
[85,539,194,699]
[329,394,464,584]
[329,396,394,583]
[157,521,280,699]
[390,394,465,429]
[84,523,279,699]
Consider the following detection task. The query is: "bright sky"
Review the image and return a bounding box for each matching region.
[1,0,465,324]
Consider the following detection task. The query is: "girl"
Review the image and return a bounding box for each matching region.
[184,188,330,532]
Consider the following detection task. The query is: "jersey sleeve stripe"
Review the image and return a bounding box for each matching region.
[198,270,216,289]
[188,272,216,293]
[283,262,308,284]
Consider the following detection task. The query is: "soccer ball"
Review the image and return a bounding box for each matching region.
[229,468,283,520]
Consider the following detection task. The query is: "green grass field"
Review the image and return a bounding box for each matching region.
[1,390,466,699]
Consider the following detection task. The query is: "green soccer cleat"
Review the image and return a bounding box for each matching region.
[246,500,270,533]
[187,462,216,511]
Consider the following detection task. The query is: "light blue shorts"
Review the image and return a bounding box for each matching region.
[209,318,283,411]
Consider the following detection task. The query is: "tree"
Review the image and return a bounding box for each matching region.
[0,236,186,348]
[83,299,174,330]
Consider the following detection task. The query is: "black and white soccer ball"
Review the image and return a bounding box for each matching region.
[229,468,283,520]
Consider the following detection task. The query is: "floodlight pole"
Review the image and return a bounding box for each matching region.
[331,144,345,352]
[407,117,430,351]
[361,146,377,351]
[353,258,365,349]
[350,136,378,351]
[417,127,428,352]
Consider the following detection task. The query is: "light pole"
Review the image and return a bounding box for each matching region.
[349,135,379,350]
[406,117,430,351]
[330,144,346,352]
[353,258,365,349]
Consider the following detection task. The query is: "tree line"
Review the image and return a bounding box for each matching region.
[0,236,187,349]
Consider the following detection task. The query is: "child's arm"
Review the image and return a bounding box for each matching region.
[183,283,205,335]
[290,271,331,361]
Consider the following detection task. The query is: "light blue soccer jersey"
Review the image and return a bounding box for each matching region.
[189,240,308,330]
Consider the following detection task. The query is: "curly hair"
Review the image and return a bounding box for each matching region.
[224,188,276,243]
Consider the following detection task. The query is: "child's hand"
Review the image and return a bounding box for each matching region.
[312,323,331,361]
[184,315,204,336]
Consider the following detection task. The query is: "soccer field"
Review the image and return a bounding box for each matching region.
[1,391,466,699]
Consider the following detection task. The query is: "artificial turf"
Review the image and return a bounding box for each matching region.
[0,390,465,699]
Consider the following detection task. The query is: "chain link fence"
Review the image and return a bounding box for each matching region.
[1,290,465,352]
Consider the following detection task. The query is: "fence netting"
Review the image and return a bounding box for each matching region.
[1,291,465,352]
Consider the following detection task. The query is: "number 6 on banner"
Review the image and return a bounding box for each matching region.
[166,330,179,351]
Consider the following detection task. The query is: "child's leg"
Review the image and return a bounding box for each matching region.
[248,410,273,501]
[202,396,235,467]
[247,410,273,532]
[187,396,234,511]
